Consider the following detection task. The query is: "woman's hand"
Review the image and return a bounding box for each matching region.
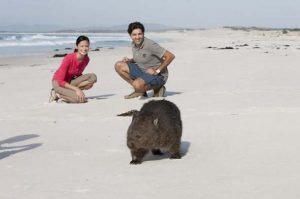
[84,83,93,90]
[75,88,86,102]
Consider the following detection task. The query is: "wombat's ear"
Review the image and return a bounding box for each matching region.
[153,118,159,127]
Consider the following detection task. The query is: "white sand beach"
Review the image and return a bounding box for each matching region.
[1,28,300,199]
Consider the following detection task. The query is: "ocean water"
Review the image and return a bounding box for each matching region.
[0,33,133,57]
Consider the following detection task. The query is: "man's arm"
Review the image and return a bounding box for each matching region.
[156,50,175,74]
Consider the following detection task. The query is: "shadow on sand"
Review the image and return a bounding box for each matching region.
[165,91,183,97]
[143,141,191,162]
[138,91,183,101]
[86,93,115,100]
[0,134,42,160]
[147,90,182,98]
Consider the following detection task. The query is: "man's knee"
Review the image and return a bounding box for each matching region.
[114,61,127,73]
[114,61,122,71]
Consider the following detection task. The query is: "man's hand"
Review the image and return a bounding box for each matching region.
[122,57,131,63]
[145,67,157,75]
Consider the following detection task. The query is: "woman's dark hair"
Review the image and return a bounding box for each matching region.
[74,35,89,52]
[76,35,90,46]
[127,22,145,34]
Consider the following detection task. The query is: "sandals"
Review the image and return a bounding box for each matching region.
[124,91,148,99]
[153,86,166,97]
[49,88,59,102]
[124,86,166,99]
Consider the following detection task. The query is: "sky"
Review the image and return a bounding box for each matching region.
[1,0,300,29]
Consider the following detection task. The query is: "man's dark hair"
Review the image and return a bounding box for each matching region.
[127,22,145,34]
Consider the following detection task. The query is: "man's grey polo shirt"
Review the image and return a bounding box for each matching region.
[132,37,168,80]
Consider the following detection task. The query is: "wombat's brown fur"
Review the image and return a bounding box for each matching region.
[127,100,182,164]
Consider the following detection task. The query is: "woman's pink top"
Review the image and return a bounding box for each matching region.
[52,52,89,87]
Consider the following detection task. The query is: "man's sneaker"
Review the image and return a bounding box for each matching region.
[124,91,148,99]
[153,86,166,97]
[49,88,59,102]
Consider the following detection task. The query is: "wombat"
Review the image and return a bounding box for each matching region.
[127,100,182,164]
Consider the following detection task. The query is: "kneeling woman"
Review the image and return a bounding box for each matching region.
[50,35,97,103]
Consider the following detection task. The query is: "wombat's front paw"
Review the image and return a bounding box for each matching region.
[130,160,142,164]
[170,154,181,159]
[151,149,163,155]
